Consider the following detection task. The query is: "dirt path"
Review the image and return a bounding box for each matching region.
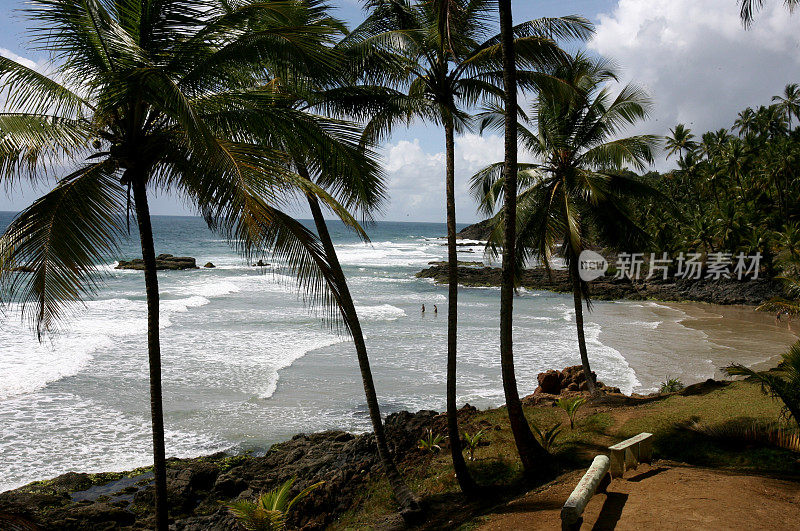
[477,461,800,530]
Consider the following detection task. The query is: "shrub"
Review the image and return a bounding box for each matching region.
[418,429,445,453]
[462,430,485,461]
[557,396,586,429]
[228,477,324,531]
[659,377,685,394]
[531,422,562,453]
[686,418,800,453]
[725,340,800,428]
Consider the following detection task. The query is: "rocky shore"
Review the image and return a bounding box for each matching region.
[416,263,785,305]
[0,410,444,530]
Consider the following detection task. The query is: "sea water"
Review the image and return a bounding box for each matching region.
[0,212,794,491]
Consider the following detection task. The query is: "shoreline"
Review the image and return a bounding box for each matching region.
[416,263,786,306]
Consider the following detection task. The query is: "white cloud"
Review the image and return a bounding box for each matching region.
[590,0,800,166]
[0,48,37,70]
[380,133,508,223]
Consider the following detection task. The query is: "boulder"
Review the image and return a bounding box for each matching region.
[531,365,619,396]
[203,262,215,268]
[115,254,198,270]
[537,370,562,395]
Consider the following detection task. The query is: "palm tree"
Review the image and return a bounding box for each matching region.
[773,83,800,130]
[0,1,367,528]
[725,340,800,428]
[739,0,800,27]
[665,124,698,164]
[352,0,592,492]
[495,0,551,477]
[471,54,658,395]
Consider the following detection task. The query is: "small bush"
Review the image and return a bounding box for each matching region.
[531,422,562,453]
[557,396,586,429]
[462,430,485,461]
[660,377,685,394]
[686,418,800,453]
[418,429,445,453]
[228,477,324,531]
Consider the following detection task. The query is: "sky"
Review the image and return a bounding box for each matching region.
[1,0,798,223]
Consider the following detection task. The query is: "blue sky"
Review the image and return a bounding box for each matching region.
[1,0,798,222]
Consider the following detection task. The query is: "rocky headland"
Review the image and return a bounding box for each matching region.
[416,263,785,306]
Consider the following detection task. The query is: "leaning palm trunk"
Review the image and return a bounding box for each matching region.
[305,194,420,514]
[569,257,596,395]
[498,0,550,476]
[131,176,169,531]
[444,114,476,493]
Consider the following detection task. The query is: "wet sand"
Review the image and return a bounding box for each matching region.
[596,301,798,393]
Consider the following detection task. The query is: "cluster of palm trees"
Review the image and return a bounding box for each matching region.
[0,0,657,527]
[641,84,800,283]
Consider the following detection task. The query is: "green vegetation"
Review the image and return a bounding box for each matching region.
[660,377,686,394]
[557,396,587,429]
[418,429,446,453]
[471,53,658,395]
[462,430,486,461]
[725,340,800,428]
[228,477,324,531]
[531,422,563,453]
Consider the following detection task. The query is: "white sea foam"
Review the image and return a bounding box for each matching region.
[355,304,407,321]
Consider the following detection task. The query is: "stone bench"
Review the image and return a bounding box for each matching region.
[608,432,653,477]
[560,455,611,530]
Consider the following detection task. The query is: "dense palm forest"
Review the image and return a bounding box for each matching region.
[630,86,800,281]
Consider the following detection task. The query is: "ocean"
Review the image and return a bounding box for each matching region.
[0,211,795,492]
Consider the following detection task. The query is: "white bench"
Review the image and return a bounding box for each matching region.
[560,455,611,530]
[608,432,653,477]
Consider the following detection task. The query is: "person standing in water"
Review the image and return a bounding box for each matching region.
[422,304,425,314]
[433,304,438,314]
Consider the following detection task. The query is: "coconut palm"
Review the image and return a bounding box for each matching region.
[725,340,800,428]
[351,0,592,492]
[665,124,698,164]
[495,0,551,477]
[0,1,369,528]
[773,83,800,130]
[471,54,658,395]
[739,0,800,27]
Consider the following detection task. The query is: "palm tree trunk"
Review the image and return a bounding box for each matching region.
[444,114,476,494]
[498,0,550,477]
[304,192,420,514]
[570,258,596,395]
[131,177,169,531]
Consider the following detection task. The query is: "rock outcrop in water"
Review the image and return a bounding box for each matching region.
[416,263,785,305]
[115,254,198,271]
[0,410,441,530]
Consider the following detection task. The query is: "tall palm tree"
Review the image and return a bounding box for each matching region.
[0,1,367,528]
[351,0,592,492]
[495,0,550,476]
[773,83,800,130]
[665,123,698,164]
[471,54,658,395]
[739,0,800,27]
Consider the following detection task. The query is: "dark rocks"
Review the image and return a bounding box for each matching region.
[456,218,494,240]
[0,410,440,530]
[115,254,198,271]
[531,366,621,397]
[252,260,269,267]
[203,262,215,268]
[416,263,785,306]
